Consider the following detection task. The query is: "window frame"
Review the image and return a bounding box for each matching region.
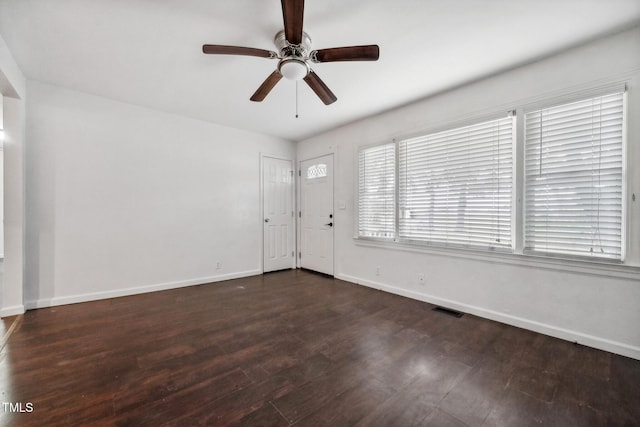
[396,113,516,252]
[354,83,631,271]
[356,141,396,240]
[356,112,517,250]
[521,86,627,263]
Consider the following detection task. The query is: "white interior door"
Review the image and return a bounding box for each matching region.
[300,154,334,275]
[263,156,294,272]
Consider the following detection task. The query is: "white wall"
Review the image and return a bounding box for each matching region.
[0,34,25,99]
[298,26,640,359]
[25,81,294,307]
[0,32,26,317]
[1,94,4,257]
[1,96,26,317]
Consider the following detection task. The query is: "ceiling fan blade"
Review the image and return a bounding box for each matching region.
[303,70,337,105]
[281,0,304,44]
[202,45,276,58]
[311,45,380,63]
[250,71,283,102]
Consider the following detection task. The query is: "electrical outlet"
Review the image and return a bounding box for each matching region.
[418,273,425,285]
[216,261,222,270]
[376,266,381,276]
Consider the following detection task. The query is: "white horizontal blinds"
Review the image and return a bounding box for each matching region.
[398,116,513,249]
[524,92,624,260]
[358,143,395,238]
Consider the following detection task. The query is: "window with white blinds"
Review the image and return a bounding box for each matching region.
[358,143,395,239]
[398,116,514,250]
[524,92,624,260]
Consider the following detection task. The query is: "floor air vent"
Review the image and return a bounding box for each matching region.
[433,306,463,318]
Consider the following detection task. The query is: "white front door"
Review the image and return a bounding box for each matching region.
[263,156,294,272]
[300,154,334,275]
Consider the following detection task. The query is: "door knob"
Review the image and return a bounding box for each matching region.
[324,222,333,227]
[264,218,270,223]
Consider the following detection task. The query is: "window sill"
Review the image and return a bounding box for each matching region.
[353,237,640,281]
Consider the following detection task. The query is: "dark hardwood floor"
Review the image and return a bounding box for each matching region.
[0,269,638,426]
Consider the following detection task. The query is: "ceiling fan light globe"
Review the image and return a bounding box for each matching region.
[278,58,309,80]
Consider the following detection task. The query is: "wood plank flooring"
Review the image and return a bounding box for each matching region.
[0,269,638,426]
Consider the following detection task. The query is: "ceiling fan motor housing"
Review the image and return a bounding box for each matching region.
[274,29,311,56]
[275,30,312,80]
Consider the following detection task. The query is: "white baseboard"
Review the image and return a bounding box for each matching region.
[336,273,640,361]
[0,305,26,318]
[24,269,262,310]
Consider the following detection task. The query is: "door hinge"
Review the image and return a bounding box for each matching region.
[299,252,301,258]
[298,211,301,218]
[292,251,294,257]
[298,170,301,177]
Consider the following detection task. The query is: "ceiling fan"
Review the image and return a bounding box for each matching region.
[202,0,379,105]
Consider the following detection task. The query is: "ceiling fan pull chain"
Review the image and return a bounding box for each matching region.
[295,80,299,118]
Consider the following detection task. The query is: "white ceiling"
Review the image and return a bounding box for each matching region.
[1,0,639,141]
